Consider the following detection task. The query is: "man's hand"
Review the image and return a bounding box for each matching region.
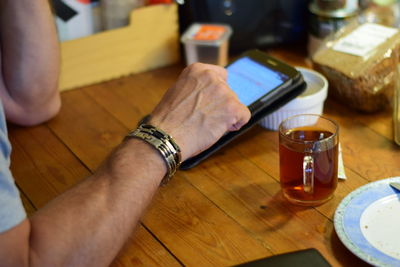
[149,63,251,161]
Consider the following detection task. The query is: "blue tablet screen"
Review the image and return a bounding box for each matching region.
[226,57,289,106]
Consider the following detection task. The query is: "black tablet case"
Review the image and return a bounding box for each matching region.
[234,248,332,267]
[180,76,306,169]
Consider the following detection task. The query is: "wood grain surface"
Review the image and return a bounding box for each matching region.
[9,46,396,266]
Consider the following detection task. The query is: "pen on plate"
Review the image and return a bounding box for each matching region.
[390,182,400,192]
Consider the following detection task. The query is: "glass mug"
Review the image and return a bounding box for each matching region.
[279,114,339,206]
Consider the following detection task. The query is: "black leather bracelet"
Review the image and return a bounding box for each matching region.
[125,124,181,185]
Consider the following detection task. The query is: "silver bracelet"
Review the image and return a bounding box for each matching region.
[126,124,181,185]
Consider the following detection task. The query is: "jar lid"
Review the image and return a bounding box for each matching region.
[309,1,359,18]
[181,23,233,46]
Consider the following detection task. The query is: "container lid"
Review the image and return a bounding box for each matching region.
[181,23,233,46]
[282,67,328,110]
[309,1,358,18]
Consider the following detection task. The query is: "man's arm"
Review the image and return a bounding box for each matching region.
[0,63,251,266]
[0,138,167,267]
[0,0,61,126]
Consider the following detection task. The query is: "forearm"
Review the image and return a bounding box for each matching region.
[0,62,251,266]
[0,0,60,125]
[28,138,166,266]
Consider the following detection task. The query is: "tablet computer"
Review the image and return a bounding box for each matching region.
[179,50,306,169]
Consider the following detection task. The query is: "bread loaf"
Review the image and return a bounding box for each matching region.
[312,23,400,112]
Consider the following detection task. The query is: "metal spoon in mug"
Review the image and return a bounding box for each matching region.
[390,182,400,192]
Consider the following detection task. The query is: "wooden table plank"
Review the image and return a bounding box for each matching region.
[83,65,182,130]
[324,102,400,180]
[47,90,129,170]
[9,124,85,207]
[111,226,181,267]
[326,100,393,141]
[143,175,272,266]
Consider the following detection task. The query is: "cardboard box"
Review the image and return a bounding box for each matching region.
[59,4,180,91]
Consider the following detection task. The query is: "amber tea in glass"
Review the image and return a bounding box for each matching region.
[279,114,339,206]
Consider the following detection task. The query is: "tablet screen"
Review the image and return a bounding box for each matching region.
[226,57,289,107]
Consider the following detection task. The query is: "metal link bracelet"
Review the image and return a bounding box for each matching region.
[125,124,182,185]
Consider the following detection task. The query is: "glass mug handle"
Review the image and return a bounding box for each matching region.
[303,155,314,194]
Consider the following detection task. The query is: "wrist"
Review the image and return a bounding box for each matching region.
[118,138,168,183]
[147,116,190,161]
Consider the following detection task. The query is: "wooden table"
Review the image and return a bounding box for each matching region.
[9,47,400,266]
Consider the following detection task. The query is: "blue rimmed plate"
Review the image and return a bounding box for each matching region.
[334,177,400,267]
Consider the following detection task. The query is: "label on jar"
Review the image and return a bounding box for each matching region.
[333,23,398,57]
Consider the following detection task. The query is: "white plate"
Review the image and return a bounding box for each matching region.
[334,177,400,267]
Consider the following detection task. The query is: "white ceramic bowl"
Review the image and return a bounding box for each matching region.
[259,67,328,131]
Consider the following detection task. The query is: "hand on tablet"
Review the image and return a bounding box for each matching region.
[149,63,251,161]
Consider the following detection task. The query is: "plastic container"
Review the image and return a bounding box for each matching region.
[55,0,95,41]
[101,0,145,30]
[180,23,232,66]
[260,67,328,131]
